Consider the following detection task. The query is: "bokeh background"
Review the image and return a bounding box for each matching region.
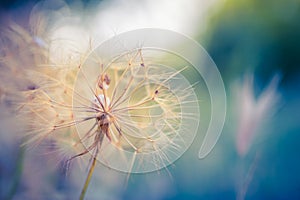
[0,0,300,199]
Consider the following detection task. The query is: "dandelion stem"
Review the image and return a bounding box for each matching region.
[79,155,97,200]
[6,144,25,200]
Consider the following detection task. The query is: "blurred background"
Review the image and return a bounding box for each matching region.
[0,0,300,199]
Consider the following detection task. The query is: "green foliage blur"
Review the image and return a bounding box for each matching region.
[203,0,300,86]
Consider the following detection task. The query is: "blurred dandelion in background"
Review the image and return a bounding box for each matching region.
[233,73,280,200]
[235,74,280,157]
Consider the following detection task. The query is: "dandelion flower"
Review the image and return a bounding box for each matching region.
[0,1,229,199]
[73,47,200,173]
[1,23,201,199]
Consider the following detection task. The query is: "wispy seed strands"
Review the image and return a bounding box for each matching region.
[73,48,199,173]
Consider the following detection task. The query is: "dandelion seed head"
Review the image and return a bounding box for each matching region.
[1,11,202,175]
[72,46,200,173]
[0,2,229,198]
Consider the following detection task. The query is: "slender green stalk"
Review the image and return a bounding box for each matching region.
[79,156,97,200]
[6,145,25,200]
